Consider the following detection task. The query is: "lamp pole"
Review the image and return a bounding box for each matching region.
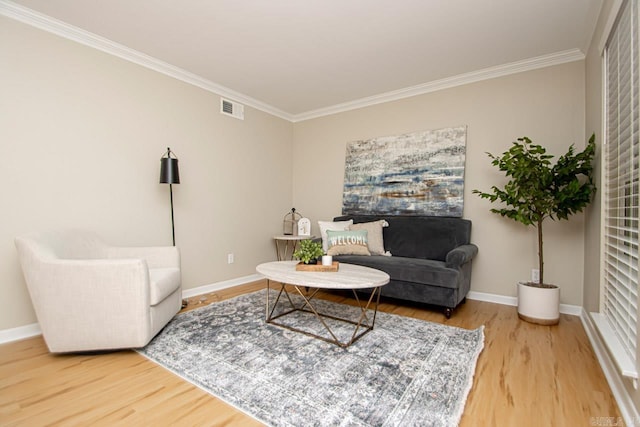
[159,147,180,246]
[169,181,175,246]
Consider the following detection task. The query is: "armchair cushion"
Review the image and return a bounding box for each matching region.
[149,268,181,305]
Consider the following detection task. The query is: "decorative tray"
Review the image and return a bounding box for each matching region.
[295,261,339,272]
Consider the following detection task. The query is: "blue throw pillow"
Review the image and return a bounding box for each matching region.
[326,229,371,256]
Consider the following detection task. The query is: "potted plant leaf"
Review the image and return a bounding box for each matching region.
[473,134,596,325]
[293,239,324,264]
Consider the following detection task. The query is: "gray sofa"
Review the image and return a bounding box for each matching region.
[332,215,478,318]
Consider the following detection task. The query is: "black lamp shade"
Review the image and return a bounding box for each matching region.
[160,157,180,184]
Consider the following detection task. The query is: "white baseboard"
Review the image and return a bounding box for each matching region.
[466,290,582,316]
[580,309,640,426]
[181,274,263,298]
[467,290,517,306]
[0,322,41,345]
[0,283,584,345]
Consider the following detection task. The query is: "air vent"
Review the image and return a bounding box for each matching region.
[220,98,244,120]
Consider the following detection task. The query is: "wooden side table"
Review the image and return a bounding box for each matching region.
[273,235,314,261]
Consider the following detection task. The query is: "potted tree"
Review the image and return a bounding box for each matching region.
[473,134,596,325]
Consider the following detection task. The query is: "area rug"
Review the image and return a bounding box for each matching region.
[138,290,484,427]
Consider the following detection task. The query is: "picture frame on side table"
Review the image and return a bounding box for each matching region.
[298,218,311,236]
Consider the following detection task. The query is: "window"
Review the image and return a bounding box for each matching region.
[597,0,639,380]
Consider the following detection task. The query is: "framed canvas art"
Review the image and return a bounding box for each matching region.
[342,126,467,216]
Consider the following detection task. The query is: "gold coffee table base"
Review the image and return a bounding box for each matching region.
[265,280,381,348]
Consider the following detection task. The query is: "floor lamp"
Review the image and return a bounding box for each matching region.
[159,147,180,246]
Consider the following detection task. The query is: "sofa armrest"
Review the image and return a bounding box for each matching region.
[445,244,478,268]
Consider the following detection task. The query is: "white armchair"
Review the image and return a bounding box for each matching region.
[15,230,182,353]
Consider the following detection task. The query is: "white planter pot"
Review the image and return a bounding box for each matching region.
[517,282,560,325]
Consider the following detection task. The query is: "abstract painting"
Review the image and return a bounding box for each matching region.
[342,126,467,216]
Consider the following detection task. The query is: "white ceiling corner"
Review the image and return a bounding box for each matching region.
[1,0,602,122]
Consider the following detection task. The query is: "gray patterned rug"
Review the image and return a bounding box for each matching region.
[138,290,484,427]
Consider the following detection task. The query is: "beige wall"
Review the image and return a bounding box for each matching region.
[292,62,588,304]
[0,17,293,330]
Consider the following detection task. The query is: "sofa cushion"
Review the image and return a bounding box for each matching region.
[334,255,459,289]
[149,267,181,306]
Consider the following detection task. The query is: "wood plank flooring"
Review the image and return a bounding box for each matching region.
[0,280,621,426]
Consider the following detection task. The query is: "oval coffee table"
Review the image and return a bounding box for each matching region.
[256,260,390,347]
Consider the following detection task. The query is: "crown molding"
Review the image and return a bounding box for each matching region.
[292,49,586,122]
[597,0,624,54]
[0,0,295,122]
[1,0,585,124]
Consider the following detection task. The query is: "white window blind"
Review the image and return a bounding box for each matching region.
[602,0,639,373]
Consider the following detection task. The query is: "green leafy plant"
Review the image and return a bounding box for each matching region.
[473,134,596,285]
[293,239,324,264]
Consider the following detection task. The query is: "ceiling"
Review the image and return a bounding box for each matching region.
[4,0,603,121]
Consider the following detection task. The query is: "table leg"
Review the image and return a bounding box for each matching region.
[266,279,300,321]
[265,283,381,348]
[274,239,302,261]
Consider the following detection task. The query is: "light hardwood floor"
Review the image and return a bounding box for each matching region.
[0,280,621,426]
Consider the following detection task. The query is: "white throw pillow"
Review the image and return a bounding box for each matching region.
[318,219,353,252]
[349,219,389,255]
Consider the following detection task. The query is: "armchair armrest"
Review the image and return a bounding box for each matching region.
[105,245,180,269]
[445,244,478,268]
[29,258,153,351]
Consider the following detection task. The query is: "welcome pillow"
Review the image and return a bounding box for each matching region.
[326,229,371,256]
[318,219,353,252]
